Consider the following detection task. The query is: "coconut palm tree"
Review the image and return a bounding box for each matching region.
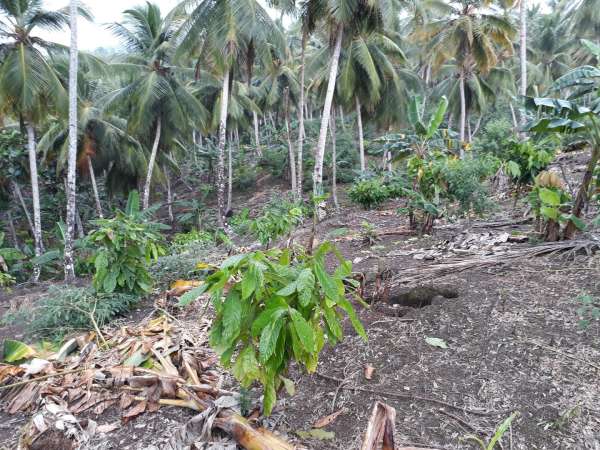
[337,28,408,172]
[0,0,72,281]
[105,2,206,210]
[64,0,80,282]
[415,0,516,156]
[176,0,283,226]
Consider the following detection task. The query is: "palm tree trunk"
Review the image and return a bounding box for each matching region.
[165,166,174,223]
[296,30,307,199]
[284,88,297,194]
[519,0,527,128]
[458,68,467,158]
[339,106,345,131]
[509,102,519,130]
[313,25,344,196]
[87,156,103,218]
[330,108,338,209]
[143,117,162,210]
[356,96,365,172]
[64,0,79,282]
[76,209,84,239]
[467,117,472,143]
[26,124,43,282]
[227,133,233,213]
[253,111,261,157]
[11,180,34,237]
[5,211,19,250]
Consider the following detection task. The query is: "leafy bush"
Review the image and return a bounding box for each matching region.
[87,192,167,295]
[528,171,583,241]
[230,208,252,235]
[25,286,138,338]
[171,229,214,252]
[250,200,303,247]
[348,178,389,209]
[150,242,211,288]
[178,242,366,415]
[443,156,498,215]
[472,118,515,158]
[505,139,555,184]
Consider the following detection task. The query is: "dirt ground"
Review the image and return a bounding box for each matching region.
[1,150,599,449]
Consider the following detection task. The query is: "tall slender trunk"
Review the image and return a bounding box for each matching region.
[143,117,162,210]
[6,211,19,250]
[227,133,233,213]
[76,209,84,239]
[165,166,174,223]
[253,111,261,157]
[339,106,345,131]
[26,124,43,282]
[296,30,307,199]
[12,181,34,237]
[330,108,338,209]
[64,0,79,282]
[467,117,472,143]
[472,115,483,138]
[509,102,519,130]
[87,156,103,218]
[284,88,297,194]
[356,96,365,172]
[448,114,453,132]
[458,69,466,158]
[216,66,232,224]
[563,147,599,239]
[519,0,527,128]
[313,25,344,196]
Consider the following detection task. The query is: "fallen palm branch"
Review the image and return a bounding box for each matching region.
[0,314,294,449]
[361,401,396,450]
[388,239,600,285]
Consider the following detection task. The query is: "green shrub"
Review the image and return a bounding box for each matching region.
[150,242,211,287]
[348,178,389,209]
[88,210,166,295]
[13,286,138,338]
[444,156,498,215]
[230,208,252,235]
[178,242,366,415]
[472,117,515,158]
[171,229,214,252]
[575,294,600,329]
[250,200,303,247]
[505,139,555,184]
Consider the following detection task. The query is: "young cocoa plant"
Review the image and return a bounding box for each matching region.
[179,242,367,415]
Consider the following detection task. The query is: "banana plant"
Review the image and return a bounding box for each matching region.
[380,95,449,162]
[526,68,600,239]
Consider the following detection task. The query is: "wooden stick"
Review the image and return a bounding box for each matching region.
[0,367,90,391]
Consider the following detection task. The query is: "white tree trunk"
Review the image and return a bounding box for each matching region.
[296,30,307,199]
[87,156,103,218]
[284,88,297,194]
[253,111,261,157]
[64,0,79,282]
[330,109,338,209]
[313,25,344,195]
[165,166,174,223]
[216,69,230,227]
[519,0,528,128]
[227,133,233,212]
[27,124,43,282]
[458,68,466,158]
[339,106,345,131]
[142,117,162,210]
[11,180,34,237]
[356,96,365,172]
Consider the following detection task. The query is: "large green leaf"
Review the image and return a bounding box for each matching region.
[538,188,561,206]
[289,309,315,353]
[426,96,448,139]
[259,318,283,363]
[222,291,242,343]
[3,340,35,362]
[232,346,260,387]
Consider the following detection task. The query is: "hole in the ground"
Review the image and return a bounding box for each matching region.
[388,286,459,309]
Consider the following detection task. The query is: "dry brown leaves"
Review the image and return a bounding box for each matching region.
[0,314,221,424]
